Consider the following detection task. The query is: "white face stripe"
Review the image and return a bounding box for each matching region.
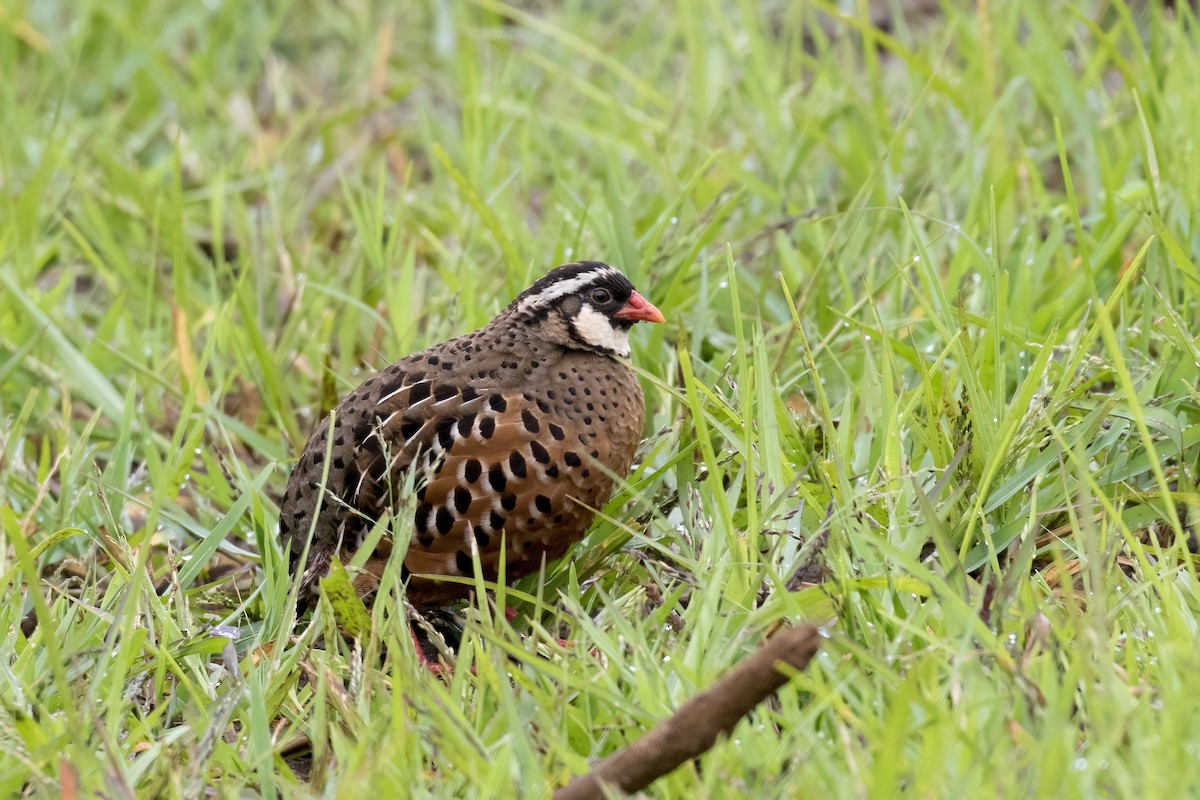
[516,266,624,313]
[572,303,631,357]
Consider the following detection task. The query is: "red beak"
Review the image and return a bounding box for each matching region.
[614,290,666,324]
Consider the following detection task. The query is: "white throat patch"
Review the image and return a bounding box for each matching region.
[572,303,631,357]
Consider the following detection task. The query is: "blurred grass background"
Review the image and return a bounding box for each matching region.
[3,0,1200,796]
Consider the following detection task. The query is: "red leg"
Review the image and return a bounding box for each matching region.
[409,624,447,674]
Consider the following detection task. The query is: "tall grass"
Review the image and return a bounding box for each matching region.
[2,0,1199,796]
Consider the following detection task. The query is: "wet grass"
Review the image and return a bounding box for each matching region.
[2,0,1200,796]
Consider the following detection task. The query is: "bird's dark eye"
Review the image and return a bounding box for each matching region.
[590,287,612,305]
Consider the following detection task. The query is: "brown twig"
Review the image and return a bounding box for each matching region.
[554,624,823,800]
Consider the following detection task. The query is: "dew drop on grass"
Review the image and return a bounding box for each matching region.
[564,247,573,258]
[670,216,678,225]
[912,255,920,263]
[1072,758,1087,771]
[194,447,201,455]
[718,280,728,288]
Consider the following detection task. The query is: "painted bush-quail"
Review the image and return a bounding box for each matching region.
[279,261,665,614]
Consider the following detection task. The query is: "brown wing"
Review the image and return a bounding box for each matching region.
[279,359,486,599]
[395,390,624,608]
[282,357,639,608]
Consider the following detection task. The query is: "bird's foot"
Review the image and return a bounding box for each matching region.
[409,625,449,674]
